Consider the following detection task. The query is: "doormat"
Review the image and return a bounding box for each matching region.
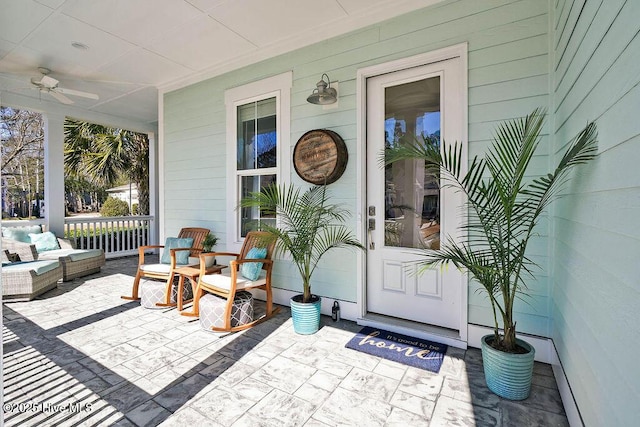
[345,326,448,373]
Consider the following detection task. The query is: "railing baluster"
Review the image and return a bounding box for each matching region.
[57,215,155,259]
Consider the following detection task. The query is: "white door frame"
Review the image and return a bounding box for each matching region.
[355,43,469,347]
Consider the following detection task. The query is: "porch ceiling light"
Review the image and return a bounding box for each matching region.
[307,73,337,105]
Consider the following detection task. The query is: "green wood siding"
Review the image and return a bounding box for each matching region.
[551,0,640,425]
[163,0,552,329]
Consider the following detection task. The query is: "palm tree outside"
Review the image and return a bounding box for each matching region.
[64,119,149,215]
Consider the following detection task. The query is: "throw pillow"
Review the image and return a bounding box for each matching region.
[3,225,43,243]
[29,231,60,253]
[240,247,268,281]
[160,237,194,265]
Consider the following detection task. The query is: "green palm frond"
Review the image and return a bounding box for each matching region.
[240,183,364,302]
[384,109,597,351]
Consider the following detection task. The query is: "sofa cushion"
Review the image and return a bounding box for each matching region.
[160,237,194,265]
[29,231,61,253]
[2,225,42,243]
[2,260,61,275]
[37,248,103,262]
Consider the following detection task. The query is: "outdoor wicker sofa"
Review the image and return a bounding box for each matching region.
[2,255,63,301]
[2,226,105,282]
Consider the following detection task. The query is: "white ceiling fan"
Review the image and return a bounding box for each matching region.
[30,67,99,105]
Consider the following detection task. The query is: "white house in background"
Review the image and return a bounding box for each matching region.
[106,184,139,211]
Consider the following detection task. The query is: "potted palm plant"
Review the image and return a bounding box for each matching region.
[201,233,219,267]
[384,108,597,400]
[240,183,364,334]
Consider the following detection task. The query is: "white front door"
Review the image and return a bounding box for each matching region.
[366,57,465,331]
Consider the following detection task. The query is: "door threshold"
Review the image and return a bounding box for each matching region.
[357,313,467,349]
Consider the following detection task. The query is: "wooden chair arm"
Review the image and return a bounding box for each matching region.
[230,258,273,271]
[137,244,164,265]
[168,247,193,268]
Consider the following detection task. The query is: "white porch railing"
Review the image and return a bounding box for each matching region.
[64,216,154,259]
[2,216,155,259]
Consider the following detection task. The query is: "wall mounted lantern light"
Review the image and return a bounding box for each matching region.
[306,73,338,105]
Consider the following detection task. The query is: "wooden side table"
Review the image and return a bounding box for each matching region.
[173,264,225,312]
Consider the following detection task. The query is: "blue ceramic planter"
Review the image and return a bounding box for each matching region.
[481,334,535,400]
[290,296,321,335]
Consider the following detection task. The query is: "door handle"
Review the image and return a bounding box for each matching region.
[368,218,375,249]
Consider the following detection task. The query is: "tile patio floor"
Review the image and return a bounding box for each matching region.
[2,256,568,426]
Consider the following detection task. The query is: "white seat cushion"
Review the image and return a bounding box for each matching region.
[2,260,60,275]
[139,263,172,274]
[200,270,266,291]
[38,248,103,262]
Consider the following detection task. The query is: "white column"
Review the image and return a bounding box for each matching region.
[43,112,65,236]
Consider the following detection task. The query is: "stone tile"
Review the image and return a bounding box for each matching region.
[230,376,274,402]
[200,356,256,388]
[398,367,443,401]
[313,387,392,426]
[431,395,501,427]
[501,400,569,426]
[102,382,153,414]
[92,343,147,368]
[532,372,559,389]
[42,346,87,367]
[250,355,316,394]
[152,373,211,412]
[294,381,331,408]
[240,389,316,427]
[390,388,436,418]
[314,357,353,379]
[329,345,380,372]
[122,346,188,377]
[438,351,467,380]
[340,367,399,402]
[189,385,257,426]
[126,331,171,353]
[463,347,484,371]
[440,366,502,411]
[164,330,219,355]
[522,384,566,415]
[126,399,172,427]
[306,370,343,393]
[302,419,331,427]
[216,334,263,361]
[385,407,431,426]
[158,407,223,426]
[373,358,407,380]
[235,348,273,369]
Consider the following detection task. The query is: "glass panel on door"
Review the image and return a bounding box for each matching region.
[383,76,441,250]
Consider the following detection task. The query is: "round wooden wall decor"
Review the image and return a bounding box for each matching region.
[293,129,348,185]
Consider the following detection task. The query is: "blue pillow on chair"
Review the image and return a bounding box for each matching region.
[240,247,267,281]
[160,237,194,265]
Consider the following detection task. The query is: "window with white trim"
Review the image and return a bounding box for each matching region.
[225,72,292,247]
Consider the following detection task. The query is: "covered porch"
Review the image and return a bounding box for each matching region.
[2,1,639,425]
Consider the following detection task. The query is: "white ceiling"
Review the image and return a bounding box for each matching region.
[0,0,442,127]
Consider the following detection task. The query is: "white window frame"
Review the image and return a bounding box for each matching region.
[225,72,292,251]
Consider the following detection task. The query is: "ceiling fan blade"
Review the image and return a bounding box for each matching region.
[57,87,99,100]
[40,75,59,88]
[48,90,74,104]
